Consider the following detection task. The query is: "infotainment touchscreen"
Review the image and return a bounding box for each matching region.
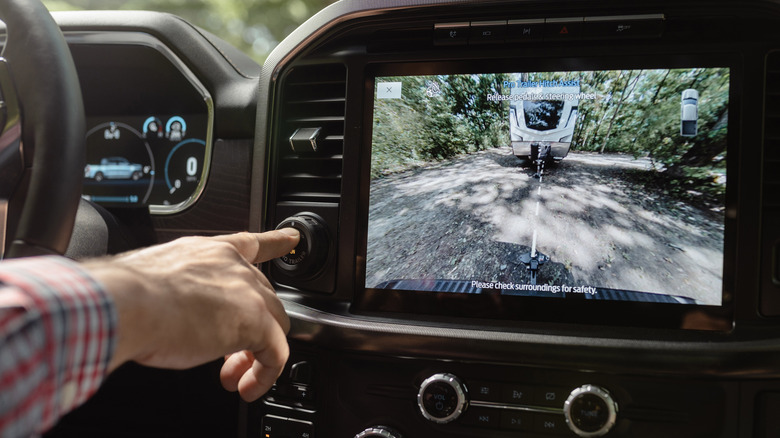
[366,67,730,307]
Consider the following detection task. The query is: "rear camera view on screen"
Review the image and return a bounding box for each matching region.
[367,68,729,305]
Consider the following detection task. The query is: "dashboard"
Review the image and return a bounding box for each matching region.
[23,1,780,437]
[70,34,213,214]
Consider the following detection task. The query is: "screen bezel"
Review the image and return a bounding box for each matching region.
[354,54,739,332]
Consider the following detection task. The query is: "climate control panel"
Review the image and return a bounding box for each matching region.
[417,373,618,437]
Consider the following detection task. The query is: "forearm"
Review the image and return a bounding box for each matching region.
[0,256,116,436]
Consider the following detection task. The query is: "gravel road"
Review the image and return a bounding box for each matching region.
[366,147,724,305]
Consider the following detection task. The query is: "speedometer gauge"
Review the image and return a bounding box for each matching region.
[162,138,206,205]
[83,122,155,206]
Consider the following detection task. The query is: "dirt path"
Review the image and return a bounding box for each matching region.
[366,147,724,305]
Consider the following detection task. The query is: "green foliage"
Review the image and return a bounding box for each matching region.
[371,74,510,178]
[570,67,730,198]
[43,0,337,63]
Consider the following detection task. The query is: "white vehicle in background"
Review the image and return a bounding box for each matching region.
[509,81,580,162]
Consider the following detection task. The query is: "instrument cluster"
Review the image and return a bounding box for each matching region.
[82,114,209,212]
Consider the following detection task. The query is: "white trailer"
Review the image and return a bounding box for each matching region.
[509,79,580,162]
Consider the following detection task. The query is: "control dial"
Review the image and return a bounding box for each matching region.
[417,373,468,424]
[564,385,618,437]
[354,426,402,438]
[273,213,329,279]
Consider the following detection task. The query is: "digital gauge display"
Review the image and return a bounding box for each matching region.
[82,114,209,211]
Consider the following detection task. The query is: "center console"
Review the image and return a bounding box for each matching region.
[247,1,780,436]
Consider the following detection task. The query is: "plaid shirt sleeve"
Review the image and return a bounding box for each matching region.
[0,256,117,438]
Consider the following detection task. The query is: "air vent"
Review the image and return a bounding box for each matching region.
[275,64,346,204]
[764,52,780,211]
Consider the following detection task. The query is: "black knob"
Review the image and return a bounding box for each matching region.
[417,373,468,424]
[564,385,618,437]
[273,212,329,279]
[354,426,402,438]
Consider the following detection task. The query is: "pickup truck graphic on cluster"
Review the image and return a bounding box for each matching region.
[84,157,144,182]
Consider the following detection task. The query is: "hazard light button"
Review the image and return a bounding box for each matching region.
[544,17,583,40]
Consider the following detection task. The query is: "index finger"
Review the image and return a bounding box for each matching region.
[213,230,300,264]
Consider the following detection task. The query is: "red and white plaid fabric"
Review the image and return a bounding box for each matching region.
[0,256,116,438]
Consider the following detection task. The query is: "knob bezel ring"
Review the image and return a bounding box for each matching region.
[563,384,618,438]
[416,373,468,424]
[354,426,402,438]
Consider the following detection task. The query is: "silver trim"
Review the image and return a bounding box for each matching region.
[584,14,665,22]
[417,373,468,424]
[507,18,545,25]
[545,17,584,23]
[62,32,214,216]
[0,200,7,259]
[563,385,618,437]
[470,400,563,415]
[434,22,470,29]
[262,398,316,414]
[354,426,402,438]
[471,20,507,27]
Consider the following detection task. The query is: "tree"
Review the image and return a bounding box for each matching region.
[44,0,338,63]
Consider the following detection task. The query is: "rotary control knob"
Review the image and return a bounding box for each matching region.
[564,385,619,437]
[273,212,329,279]
[417,373,468,424]
[354,426,402,438]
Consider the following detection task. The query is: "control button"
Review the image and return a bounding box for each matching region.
[564,385,618,437]
[534,414,569,435]
[500,411,534,431]
[583,14,664,39]
[468,380,502,402]
[354,426,402,438]
[534,386,569,407]
[545,17,584,40]
[290,361,313,385]
[417,373,468,424]
[469,20,506,44]
[289,127,321,153]
[460,407,500,428]
[273,213,329,279]
[434,22,470,46]
[502,384,534,405]
[507,19,544,42]
[262,415,315,438]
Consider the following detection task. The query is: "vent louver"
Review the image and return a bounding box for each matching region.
[765,52,780,211]
[276,64,346,204]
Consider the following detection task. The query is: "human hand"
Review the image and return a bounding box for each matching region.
[83,230,299,401]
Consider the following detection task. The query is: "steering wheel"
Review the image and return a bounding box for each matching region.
[0,0,85,258]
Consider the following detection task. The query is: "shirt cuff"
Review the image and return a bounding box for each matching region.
[0,255,117,433]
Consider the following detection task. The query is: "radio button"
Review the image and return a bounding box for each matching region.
[533,386,569,407]
[535,414,569,435]
[417,373,468,424]
[501,384,534,404]
[460,407,500,428]
[468,380,502,402]
[500,411,534,431]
